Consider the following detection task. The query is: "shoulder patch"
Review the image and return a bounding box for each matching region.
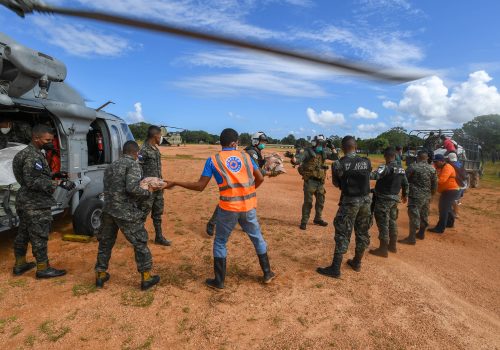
[34,160,43,171]
[252,153,258,160]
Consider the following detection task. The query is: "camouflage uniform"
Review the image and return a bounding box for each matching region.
[406,161,438,241]
[12,143,57,263]
[331,153,372,255]
[371,161,409,245]
[423,134,440,162]
[139,142,164,230]
[95,155,153,273]
[294,148,337,225]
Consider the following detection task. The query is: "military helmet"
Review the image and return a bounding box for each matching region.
[311,134,326,147]
[251,131,268,146]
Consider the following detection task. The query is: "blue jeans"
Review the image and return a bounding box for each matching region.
[214,208,267,258]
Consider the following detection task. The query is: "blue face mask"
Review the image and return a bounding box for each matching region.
[315,146,323,153]
[258,144,265,150]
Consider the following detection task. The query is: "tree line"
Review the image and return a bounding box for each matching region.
[128,114,500,154]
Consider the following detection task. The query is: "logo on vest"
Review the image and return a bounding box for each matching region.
[226,156,242,173]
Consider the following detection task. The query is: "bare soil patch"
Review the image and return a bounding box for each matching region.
[0,145,499,349]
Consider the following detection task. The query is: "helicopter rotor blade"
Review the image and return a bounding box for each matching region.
[0,1,427,82]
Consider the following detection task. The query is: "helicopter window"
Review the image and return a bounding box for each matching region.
[110,124,122,161]
[120,123,135,141]
[87,120,110,166]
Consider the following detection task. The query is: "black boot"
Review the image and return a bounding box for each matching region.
[154,223,171,246]
[369,241,389,258]
[140,271,160,291]
[346,251,364,272]
[258,253,276,284]
[398,236,416,245]
[95,271,110,288]
[206,221,215,236]
[316,253,342,278]
[416,227,426,240]
[299,223,307,230]
[206,257,226,290]
[35,261,66,279]
[12,256,36,276]
[388,238,397,253]
[313,219,328,227]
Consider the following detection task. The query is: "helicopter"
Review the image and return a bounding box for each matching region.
[0,0,426,236]
[160,126,185,146]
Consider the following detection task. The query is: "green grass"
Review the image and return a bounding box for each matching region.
[481,161,500,188]
[72,283,97,296]
[8,279,27,288]
[39,320,70,342]
[24,334,36,347]
[10,324,22,337]
[0,316,17,333]
[121,290,154,307]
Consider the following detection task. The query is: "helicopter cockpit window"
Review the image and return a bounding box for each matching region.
[87,120,110,166]
[120,123,135,142]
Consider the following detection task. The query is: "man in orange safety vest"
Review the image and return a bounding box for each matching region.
[165,128,275,289]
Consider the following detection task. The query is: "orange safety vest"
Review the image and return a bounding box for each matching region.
[211,150,257,212]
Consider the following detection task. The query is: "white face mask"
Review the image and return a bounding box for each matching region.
[0,128,11,134]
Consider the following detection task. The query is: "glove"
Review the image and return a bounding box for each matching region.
[52,171,68,179]
[59,180,76,191]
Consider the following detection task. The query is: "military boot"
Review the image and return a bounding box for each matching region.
[316,253,342,278]
[388,238,397,253]
[313,219,328,227]
[399,230,416,245]
[206,257,226,290]
[257,253,276,284]
[154,222,171,246]
[12,256,36,276]
[140,271,160,290]
[369,241,389,258]
[299,223,307,230]
[95,271,110,288]
[346,251,364,272]
[416,227,426,240]
[35,261,67,279]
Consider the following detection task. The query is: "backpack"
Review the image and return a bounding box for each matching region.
[450,162,467,187]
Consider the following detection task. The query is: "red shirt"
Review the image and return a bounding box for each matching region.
[443,138,456,152]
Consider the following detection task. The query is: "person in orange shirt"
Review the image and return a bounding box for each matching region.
[165,128,275,289]
[428,154,460,233]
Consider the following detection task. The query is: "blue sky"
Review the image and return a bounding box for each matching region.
[1,0,500,139]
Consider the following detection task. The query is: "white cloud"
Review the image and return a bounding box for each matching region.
[294,25,424,67]
[32,17,130,57]
[353,106,378,119]
[307,107,345,127]
[126,102,145,123]
[383,71,500,127]
[176,50,336,97]
[357,122,387,133]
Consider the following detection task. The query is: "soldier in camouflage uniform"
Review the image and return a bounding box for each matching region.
[291,135,338,230]
[317,136,372,278]
[95,141,161,290]
[12,124,73,278]
[139,125,171,246]
[399,150,438,244]
[369,147,409,257]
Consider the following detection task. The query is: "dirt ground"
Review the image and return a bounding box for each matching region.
[0,144,499,350]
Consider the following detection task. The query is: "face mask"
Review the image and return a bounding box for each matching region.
[315,146,323,153]
[258,144,265,150]
[0,128,10,134]
[42,142,55,151]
